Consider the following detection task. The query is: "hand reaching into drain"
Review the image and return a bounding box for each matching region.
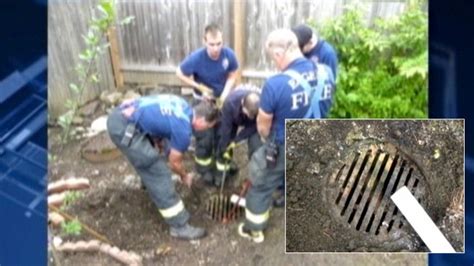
[181,172,195,188]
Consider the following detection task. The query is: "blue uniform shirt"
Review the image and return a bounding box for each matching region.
[217,86,259,155]
[304,39,338,79]
[179,47,239,97]
[260,58,316,145]
[304,40,338,118]
[128,95,193,153]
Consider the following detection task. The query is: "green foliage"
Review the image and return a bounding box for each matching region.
[61,219,82,236]
[61,191,83,210]
[58,0,134,142]
[311,0,427,118]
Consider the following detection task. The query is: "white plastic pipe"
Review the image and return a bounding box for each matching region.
[391,186,456,253]
[230,194,246,207]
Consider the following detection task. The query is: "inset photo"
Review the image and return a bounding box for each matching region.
[285,120,464,253]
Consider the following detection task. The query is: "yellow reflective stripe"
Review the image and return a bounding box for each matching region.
[228,142,236,150]
[159,200,185,218]
[245,209,270,224]
[194,156,212,166]
[216,161,230,171]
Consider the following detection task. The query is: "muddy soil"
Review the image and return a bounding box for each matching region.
[285,120,464,252]
[48,88,428,265]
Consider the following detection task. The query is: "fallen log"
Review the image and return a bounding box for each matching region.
[53,238,142,266]
[48,177,90,194]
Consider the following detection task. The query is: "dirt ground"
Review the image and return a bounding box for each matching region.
[47,89,428,265]
[286,120,464,253]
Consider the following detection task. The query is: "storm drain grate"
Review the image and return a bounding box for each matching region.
[206,194,243,223]
[329,143,426,235]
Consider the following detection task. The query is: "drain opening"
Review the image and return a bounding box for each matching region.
[330,144,426,236]
[206,194,244,223]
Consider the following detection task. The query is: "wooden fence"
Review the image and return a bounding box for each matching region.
[48,0,407,116]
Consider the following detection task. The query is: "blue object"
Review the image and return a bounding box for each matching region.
[130,95,193,153]
[304,39,339,80]
[0,56,47,265]
[217,87,258,155]
[429,0,473,264]
[179,47,239,97]
[260,58,317,145]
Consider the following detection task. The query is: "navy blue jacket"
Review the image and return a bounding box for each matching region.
[217,88,257,156]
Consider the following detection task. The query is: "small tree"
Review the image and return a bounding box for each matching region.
[58,0,133,142]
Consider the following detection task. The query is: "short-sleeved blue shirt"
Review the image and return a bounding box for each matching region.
[179,47,239,97]
[304,40,338,118]
[260,58,317,145]
[304,39,338,79]
[128,95,193,153]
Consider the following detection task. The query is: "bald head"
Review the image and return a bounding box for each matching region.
[265,29,300,54]
[265,29,302,70]
[242,92,260,119]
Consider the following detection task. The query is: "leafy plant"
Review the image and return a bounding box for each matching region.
[311,0,427,118]
[58,0,134,142]
[61,219,82,236]
[61,191,83,210]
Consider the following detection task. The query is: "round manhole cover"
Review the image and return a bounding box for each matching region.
[327,141,430,239]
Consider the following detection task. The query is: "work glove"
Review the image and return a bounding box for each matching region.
[215,98,224,109]
[223,142,236,160]
[197,84,214,97]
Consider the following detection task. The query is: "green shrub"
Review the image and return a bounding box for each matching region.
[61,191,83,210]
[61,219,82,236]
[311,0,427,118]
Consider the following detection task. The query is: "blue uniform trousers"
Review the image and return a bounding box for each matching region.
[107,108,190,227]
[244,143,285,231]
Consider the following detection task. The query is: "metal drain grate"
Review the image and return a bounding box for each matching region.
[329,143,426,235]
[206,194,243,223]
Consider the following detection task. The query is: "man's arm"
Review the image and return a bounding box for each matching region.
[176,67,201,90]
[168,148,192,187]
[235,123,257,143]
[217,102,237,157]
[176,67,213,97]
[168,148,186,178]
[256,108,273,140]
[219,70,238,103]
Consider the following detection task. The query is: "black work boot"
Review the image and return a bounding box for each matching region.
[170,223,206,240]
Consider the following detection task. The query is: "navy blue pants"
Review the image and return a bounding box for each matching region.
[244,143,285,231]
[107,108,189,227]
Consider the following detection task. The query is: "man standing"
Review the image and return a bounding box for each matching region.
[107,94,218,240]
[176,23,239,184]
[238,29,321,243]
[292,24,338,118]
[215,84,262,186]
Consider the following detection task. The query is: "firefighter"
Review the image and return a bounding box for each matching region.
[176,23,239,185]
[107,94,218,240]
[292,23,338,118]
[238,29,334,243]
[215,84,262,186]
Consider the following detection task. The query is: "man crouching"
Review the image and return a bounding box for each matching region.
[107,94,218,240]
